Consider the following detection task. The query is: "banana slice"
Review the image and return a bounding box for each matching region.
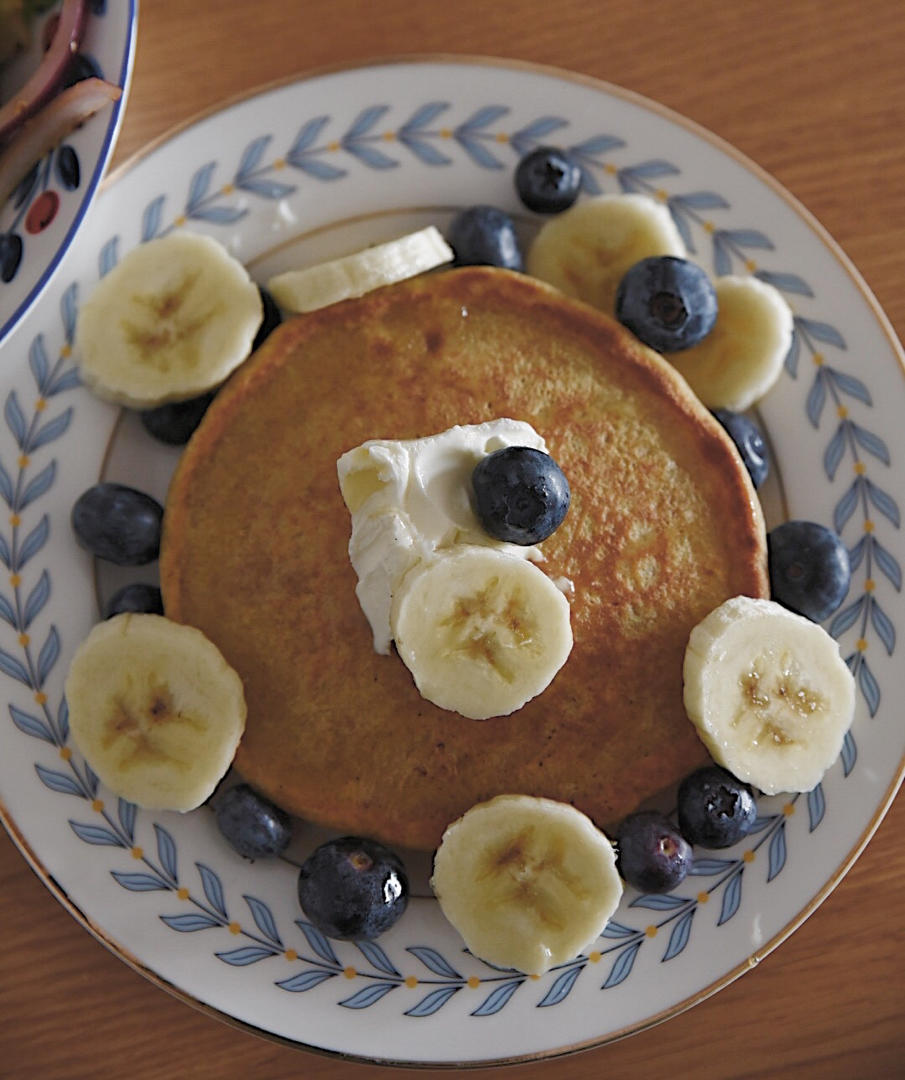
[666,275,793,411]
[267,225,453,313]
[64,613,246,812]
[391,547,572,720]
[526,193,685,314]
[431,794,622,975]
[683,596,855,795]
[75,231,264,409]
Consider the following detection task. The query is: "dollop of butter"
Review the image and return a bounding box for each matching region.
[337,419,547,653]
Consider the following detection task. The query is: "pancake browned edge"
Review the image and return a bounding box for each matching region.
[161,266,768,851]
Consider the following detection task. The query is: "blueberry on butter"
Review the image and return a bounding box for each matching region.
[472,445,570,545]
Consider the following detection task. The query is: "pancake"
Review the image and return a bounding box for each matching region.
[161,266,768,851]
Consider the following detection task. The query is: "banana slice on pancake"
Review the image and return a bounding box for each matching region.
[64,613,246,811]
[391,547,573,721]
[267,226,453,313]
[666,275,793,411]
[431,794,622,976]
[75,231,264,409]
[683,596,855,795]
[526,193,685,314]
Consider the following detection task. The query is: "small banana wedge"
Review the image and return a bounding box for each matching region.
[666,275,793,411]
[391,547,572,721]
[267,226,453,313]
[64,613,247,811]
[75,231,264,409]
[683,596,855,795]
[431,794,622,976]
[526,193,685,314]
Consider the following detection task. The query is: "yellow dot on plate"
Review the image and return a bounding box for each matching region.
[703,220,715,234]
[92,798,104,812]
[588,950,601,963]
[837,405,849,419]
[865,578,876,593]
[495,132,509,144]
[34,691,46,705]
[221,183,235,195]
[645,925,658,938]
[284,948,297,961]
[35,396,48,410]
[229,921,241,935]
[175,214,187,227]
[327,141,340,152]
[439,128,452,139]
[697,891,709,904]
[59,345,71,360]
[654,188,668,202]
[467,975,480,988]
[343,966,356,979]
[18,633,28,647]
[18,455,29,468]
[405,975,418,988]
[813,352,825,366]
[273,158,286,169]
[854,462,866,475]
[131,846,143,859]
[783,803,795,817]
[9,513,19,526]
[743,850,756,863]
[864,519,874,533]
[529,973,541,981]
[59,746,72,761]
[744,258,758,273]
[177,887,189,900]
[10,573,20,587]
[382,130,396,142]
[604,163,618,175]
[856,637,868,652]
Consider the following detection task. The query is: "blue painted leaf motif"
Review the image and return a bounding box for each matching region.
[83,759,99,798]
[767,822,787,882]
[406,945,461,979]
[874,539,902,590]
[454,133,505,170]
[621,159,680,179]
[118,798,136,842]
[396,137,452,167]
[235,135,272,180]
[61,284,78,345]
[668,205,695,253]
[601,920,637,938]
[712,234,732,277]
[718,870,743,925]
[215,945,277,966]
[575,163,601,195]
[189,206,247,225]
[288,156,346,181]
[866,479,900,527]
[0,592,14,625]
[18,515,49,567]
[70,821,125,846]
[847,534,866,574]
[674,190,730,210]
[196,862,228,918]
[852,424,890,466]
[403,102,450,130]
[29,407,72,452]
[244,894,283,946]
[276,969,336,992]
[796,316,846,349]
[58,696,68,742]
[829,595,865,639]
[572,133,625,156]
[5,391,27,447]
[111,871,170,891]
[602,941,641,989]
[0,648,32,685]
[823,423,846,480]
[10,704,53,742]
[340,982,398,1009]
[405,986,460,1017]
[537,966,582,1008]
[807,784,826,831]
[160,912,222,932]
[29,336,49,393]
[725,228,774,249]
[459,105,509,131]
[472,978,523,1015]
[186,162,216,211]
[688,858,735,875]
[20,461,57,511]
[785,327,801,377]
[47,367,81,395]
[748,814,778,834]
[833,480,860,535]
[99,236,119,277]
[629,892,687,910]
[24,571,51,627]
[294,920,341,966]
[154,823,178,881]
[510,115,568,154]
[345,105,391,139]
[356,938,400,976]
[662,907,695,962]
[806,369,827,428]
[235,178,296,199]
[829,369,870,404]
[36,625,60,686]
[142,195,165,241]
[342,142,398,170]
[870,597,896,655]
[841,730,858,776]
[754,269,814,297]
[0,533,10,569]
[290,116,330,155]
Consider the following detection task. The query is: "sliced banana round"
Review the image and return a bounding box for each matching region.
[431,794,622,976]
[64,613,246,812]
[75,231,264,409]
[666,275,793,411]
[683,595,855,795]
[391,547,572,721]
[526,193,685,314]
[267,225,453,313]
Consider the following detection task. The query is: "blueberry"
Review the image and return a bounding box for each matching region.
[105,582,164,618]
[252,286,282,351]
[472,445,570,545]
[297,836,408,940]
[713,408,770,489]
[447,205,523,271]
[514,146,581,214]
[0,233,23,283]
[215,783,293,860]
[71,483,164,565]
[55,144,81,191]
[615,256,718,353]
[768,520,851,622]
[140,391,216,445]
[616,811,692,893]
[677,766,757,849]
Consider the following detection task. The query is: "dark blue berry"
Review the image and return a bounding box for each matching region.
[616,811,692,893]
[71,482,163,565]
[713,408,770,489]
[215,783,293,859]
[105,582,164,618]
[615,256,717,353]
[140,391,215,445]
[677,766,757,849]
[768,520,851,622]
[447,205,523,271]
[252,286,282,351]
[472,445,570,545]
[297,836,408,940]
[514,146,582,214]
[0,233,23,283]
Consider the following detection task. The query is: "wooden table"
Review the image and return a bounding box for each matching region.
[2,1,904,1076]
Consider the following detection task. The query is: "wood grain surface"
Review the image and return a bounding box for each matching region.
[2,1,904,1077]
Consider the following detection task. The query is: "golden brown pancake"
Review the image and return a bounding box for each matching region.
[161,266,768,850]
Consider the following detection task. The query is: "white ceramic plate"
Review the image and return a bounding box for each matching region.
[0,58,903,1067]
[0,0,137,342]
